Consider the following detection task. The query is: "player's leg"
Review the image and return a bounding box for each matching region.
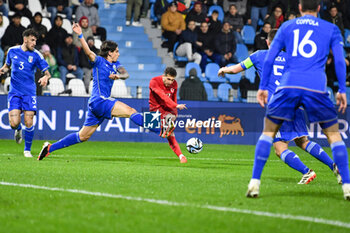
[274,140,315,184]
[23,110,35,157]
[322,123,350,199]
[247,117,280,198]
[162,114,186,163]
[9,109,22,144]
[295,136,341,184]
[111,101,160,134]
[38,125,99,160]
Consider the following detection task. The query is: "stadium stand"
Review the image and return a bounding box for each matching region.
[327,87,336,104]
[68,79,88,97]
[185,62,201,78]
[244,66,256,83]
[208,5,224,23]
[4,77,10,94]
[235,43,249,62]
[111,80,132,98]
[247,90,258,103]
[205,63,226,83]
[242,25,255,45]
[20,16,31,28]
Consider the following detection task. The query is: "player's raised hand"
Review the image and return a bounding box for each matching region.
[257,89,268,108]
[72,22,82,35]
[336,92,347,114]
[176,104,187,110]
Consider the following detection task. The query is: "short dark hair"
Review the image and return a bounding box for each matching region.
[99,40,118,58]
[268,29,278,42]
[164,67,177,77]
[54,15,63,21]
[22,29,39,39]
[300,0,320,12]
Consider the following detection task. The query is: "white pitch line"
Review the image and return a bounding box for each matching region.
[1,181,349,229]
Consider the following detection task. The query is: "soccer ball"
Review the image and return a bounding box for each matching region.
[186,138,203,154]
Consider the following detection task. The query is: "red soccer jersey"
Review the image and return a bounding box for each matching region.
[149,75,178,116]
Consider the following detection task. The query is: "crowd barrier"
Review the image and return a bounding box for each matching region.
[0,95,349,147]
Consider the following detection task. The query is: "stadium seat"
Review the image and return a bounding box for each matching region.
[345,29,350,48]
[20,17,31,28]
[28,0,42,15]
[208,5,224,22]
[4,77,10,94]
[173,42,188,63]
[247,90,258,103]
[185,62,201,78]
[62,19,73,34]
[217,83,232,101]
[68,79,88,96]
[41,17,51,31]
[244,66,256,83]
[111,80,132,98]
[47,78,65,96]
[2,16,9,29]
[242,25,255,45]
[203,82,218,101]
[205,63,226,83]
[235,44,249,62]
[327,87,336,104]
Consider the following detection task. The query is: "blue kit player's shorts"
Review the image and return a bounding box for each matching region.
[8,93,37,112]
[267,88,338,128]
[274,108,309,142]
[83,96,117,126]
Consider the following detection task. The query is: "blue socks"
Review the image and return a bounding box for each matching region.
[24,125,34,151]
[49,132,81,153]
[252,134,273,179]
[306,141,334,170]
[280,149,309,175]
[130,112,160,134]
[331,141,350,184]
[16,124,22,130]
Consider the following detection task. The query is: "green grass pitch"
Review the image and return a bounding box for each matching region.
[0,139,349,233]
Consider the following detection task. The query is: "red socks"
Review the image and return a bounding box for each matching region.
[167,136,182,157]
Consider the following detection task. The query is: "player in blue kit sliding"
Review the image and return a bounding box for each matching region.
[218,29,341,185]
[0,29,50,157]
[246,0,350,200]
[37,23,158,160]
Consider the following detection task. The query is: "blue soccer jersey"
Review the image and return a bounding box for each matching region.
[89,56,122,103]
[261,15,346,94]
[248,50,286,100]
[6,45,49,96]
[83,56,123,126]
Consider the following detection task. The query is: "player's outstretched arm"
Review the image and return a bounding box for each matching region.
[38,70,51,87]
[72,22,96,62]
[218,64,244,77]
[0,64,10,75]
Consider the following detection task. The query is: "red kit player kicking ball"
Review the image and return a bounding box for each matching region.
[149,67,188,163]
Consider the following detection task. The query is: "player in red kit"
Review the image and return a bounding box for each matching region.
[149,67,188,163]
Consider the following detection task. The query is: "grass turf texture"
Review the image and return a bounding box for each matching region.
[0,139,349,233]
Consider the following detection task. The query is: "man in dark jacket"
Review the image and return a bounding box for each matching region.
[175,20,202,64]
[185,1,207,28]
[1,13,25,51]
[215,22,237,67]
[28,12,47,49]
[46,15,68,55]
[197,21,221,72]
[8,0,32,19]
[57,34,84,85]
[224,4,244,43]
[180,68,207,101]
[253,22,271,51]
[324,5,345,35]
